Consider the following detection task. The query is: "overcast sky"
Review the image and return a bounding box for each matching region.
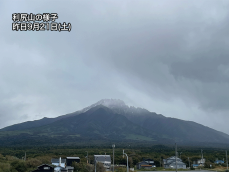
[1,0,229,134]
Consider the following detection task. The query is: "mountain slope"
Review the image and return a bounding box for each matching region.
[86,99,229,144]
[0,105,169,146]
[33,105,157,140]
[0,99,229,146]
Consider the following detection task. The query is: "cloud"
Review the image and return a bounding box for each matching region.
[0,0,229,134]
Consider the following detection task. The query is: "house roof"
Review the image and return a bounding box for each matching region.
[31,164,54,171]
[137,161,148,165]
[54,166,70,171]
[54,166,68,172]
[66,166,74,170]
[193,164,199,167]
[51,158,66,163]
[163,156,184,165]
[165,156,181,161]
[37,164,54,168]
[66,157,80,159]
[215,160,224,163]
[94,155,111,162]
[168,161,186,165]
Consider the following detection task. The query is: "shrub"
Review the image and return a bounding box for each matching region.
[0,162,11,172]
[26,158,42,169]
[10,160,27,172]
[72,162,94,172]
[190,167,195,170]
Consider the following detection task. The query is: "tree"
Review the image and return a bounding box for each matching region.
[132,156,140,165]
[94,162,106,172]
[128,157,133,168]
[115,167,126,172]
[10,160,27,172]
[72,162,93,172]
[0,162,10,172]
[26,158,42,169]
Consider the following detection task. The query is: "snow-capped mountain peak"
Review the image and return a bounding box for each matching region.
[95,99,127,108]
[80,99,128,113]
[79,99,151,115]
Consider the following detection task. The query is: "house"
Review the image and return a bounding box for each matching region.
[94,155,111,169]
[144,158,155,166]
[215,160,224,164]
[51,157,66,168]
[196,150,205,167]
[31,164,54,172]
[136,158,156,169]
[137,161,155,169]
[192,158,205,167]
[163,156,186,169]
[66,157,80,166]
[192,164,199,168]
[197,158,205,166]
[51,157,74,172]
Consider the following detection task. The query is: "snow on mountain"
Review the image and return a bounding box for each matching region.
[79,99,127,113]
[79,99,150,115]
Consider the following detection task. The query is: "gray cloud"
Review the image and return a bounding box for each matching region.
[1,0,229,134]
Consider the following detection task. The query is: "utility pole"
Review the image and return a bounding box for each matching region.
[160,157,162,167]
[200,149,204,167]
[175,143,177,172]
[123,150,128,172]
[86,151,88,164]
[95,157,98,172]
[25,152,26,161]
[226,150,228,170]
[188,157,190,168]
[112,144,115,172]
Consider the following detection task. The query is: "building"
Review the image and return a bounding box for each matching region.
[192,158,205,167]
[51,157,66,168]
[196,149,205,167]
[144,158,155,166]
[94,155,111,169]
[136,161,155,169]
[136,158,156,169]
[51,157,74,172]
[31,164,54,172]
[197,158,205,166]
[163,156,186,169]
[66,157,80,166]
[192,164,199,168]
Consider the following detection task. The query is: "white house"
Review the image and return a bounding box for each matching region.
[51,157,66,168]
[51,157,74,172]
[163,156,186,169]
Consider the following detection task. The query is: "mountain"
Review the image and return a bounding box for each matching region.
[0,99,229,146]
